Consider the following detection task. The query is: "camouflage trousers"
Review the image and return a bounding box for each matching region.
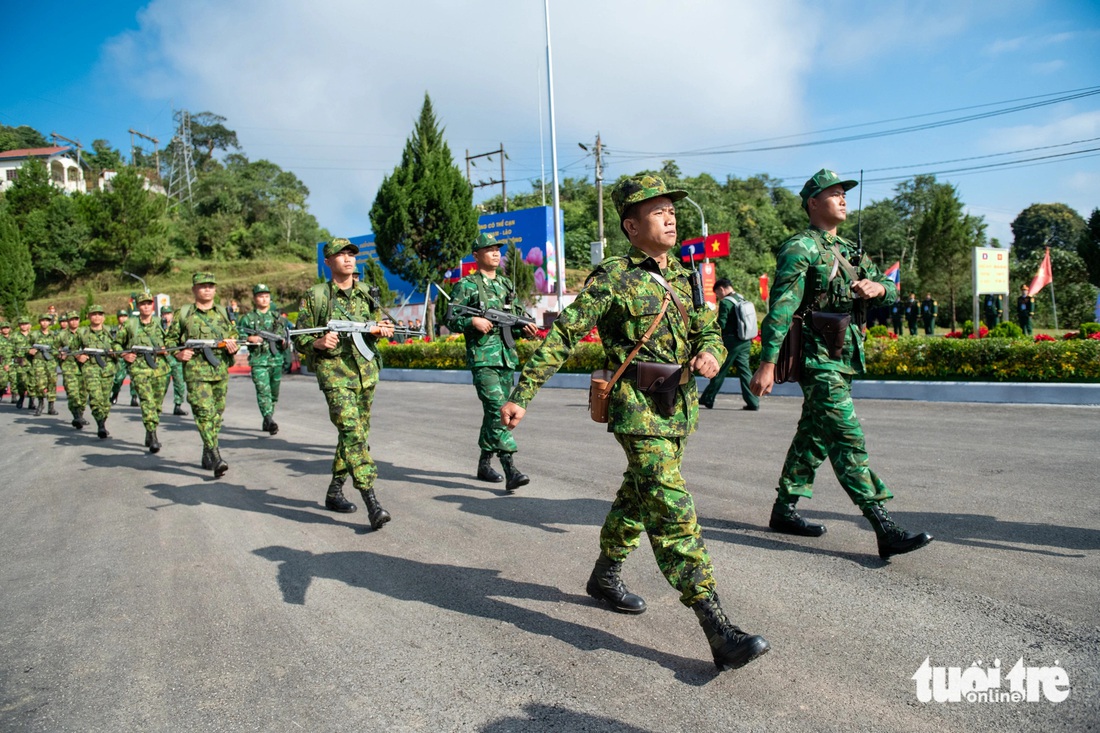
[111,362,135,400]
[323,383,377,492]
[0,365,8,395]
[132,370,170,431]
[777,369,893,509]
[166,357,187,407]
[602,434,715,606]
[250,362,282,418]
[12,362,31,396]
[83,366,115,422]
[700,337,758,409]
[61,363,87,419]
[186,378,228,450]
[31,358,57,403]
[472,366,518,453]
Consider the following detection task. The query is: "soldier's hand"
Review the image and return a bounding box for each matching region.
[521,323,540,338]
[690,352,720,379]
[314,332,339,351]
[123,353,137,364]
[852,279,886,300]
[247,335,263,344]
[76,354,88,364]
[177,349,194,362]
[28,348,38,356]
[750,362,775,397]
[224,338,239,355]
[375,321,395,339]
[471,316,494,334]
[501,402,526,430]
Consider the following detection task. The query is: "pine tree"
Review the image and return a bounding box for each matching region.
[916,185,974,331]
[0,211,36,319]
[370,94,477,334]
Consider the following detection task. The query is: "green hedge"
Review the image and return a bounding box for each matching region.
[378,334,1100,382]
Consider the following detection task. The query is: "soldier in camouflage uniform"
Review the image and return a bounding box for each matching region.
[293,238,395,529]
[117,291,172,453]
[110,309,138,407]
[74,305,119,439]
[502,175,770,673]
[11,317,34,409]
[165,273,240,477]
[238,283,285,435]
[749,168,933,560]
[447,232,539,491]
[56,311,90,429]
[160,306,188,416]
[0,321,12,399]
[28,314,60,416]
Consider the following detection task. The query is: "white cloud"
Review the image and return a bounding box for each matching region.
[984,108,1100,149]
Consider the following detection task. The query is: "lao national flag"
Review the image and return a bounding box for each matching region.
[680,232,730,263]
[884,261,901,292]
[444,261,477,283]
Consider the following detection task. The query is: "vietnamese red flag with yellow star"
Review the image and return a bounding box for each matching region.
[680,232,731,263]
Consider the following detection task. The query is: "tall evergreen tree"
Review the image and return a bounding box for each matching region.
[1079,208,1100,288]
[0,211,35,319]
[916,185,972,330]
[370,93,477,333]
[1010,203,1086,260]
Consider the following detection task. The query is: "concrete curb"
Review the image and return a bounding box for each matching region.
[379,368,1100,406]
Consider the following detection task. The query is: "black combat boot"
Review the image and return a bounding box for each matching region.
[79,415,89,426]
[96,419,110,439]
[692,593,770,671]
[477,450,504,483]
[173,404,188,416]
[201,446,213,470]
[863,504,933,559]
[15,394,25,409]
[324,475,357,513]
[71,417,83,429]
[261,415,270,432]
[211,446,229,478]
[47,402,58,415]
[34,399,44,416]
[769,499,827,537]
[26,397,36,411]
[130,395,139,407]
[147,430,161,454]
[266,413,279,435]
[361,489,391,530]
[498,452,530,493]
[586,553,647,614]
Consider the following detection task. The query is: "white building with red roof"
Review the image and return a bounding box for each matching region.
[0,146,87,194]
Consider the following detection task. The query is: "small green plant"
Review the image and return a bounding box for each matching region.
[988,322,1024,339]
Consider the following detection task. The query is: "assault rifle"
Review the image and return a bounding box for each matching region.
[444,304,536,349]
[288,320,394,361]
[176,339,240,367]
[238,326,289,357]
[31,343,55,360]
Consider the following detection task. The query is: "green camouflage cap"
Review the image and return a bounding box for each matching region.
[17,316,31,324]
[161,305,173,314]
[65,311,80,320]
[117,309,129,317]
[39,313,53,321]
[136,291,155,304]
[0,321,9,329]
[799,168,858,209]
[611,174,688,220]
[252,283,271,295]
[88,305,105,315]
[192,271,217,286]
[472,232,499,252]
[323,238,359,257]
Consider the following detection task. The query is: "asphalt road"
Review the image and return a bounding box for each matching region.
[1,376,1097,733]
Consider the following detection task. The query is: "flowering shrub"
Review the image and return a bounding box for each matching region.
[1034,333,1056,342]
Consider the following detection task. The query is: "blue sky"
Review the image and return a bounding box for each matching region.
[2,0,1097,248]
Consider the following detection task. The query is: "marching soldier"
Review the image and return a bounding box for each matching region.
[11,317,34,409]
[160,306,188,416]
[446,232,539,491]
[74,305,119,439]
[1016,284,1034,335]
[116,292,172,453]
[749,168,932,560]
[57,311,89,429]
[292,238,394,528]
[110,309,138,406]
[0,321,12,400]
[920,293,937,335]
[237,284,285,435]
[27,314,60,416]
[904,293,920,336]
[165,273,240,477]
[502,175,771,673]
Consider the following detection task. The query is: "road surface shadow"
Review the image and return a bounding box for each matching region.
[252,545,721,685]
[144,481,364,531]
[435,493,607,533]
[700,516,885,568]
[480,703,657,733]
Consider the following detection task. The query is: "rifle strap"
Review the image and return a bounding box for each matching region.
[645,271,690,327]
[598,291,671,399]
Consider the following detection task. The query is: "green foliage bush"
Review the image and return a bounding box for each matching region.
[987,322,1024,339]
[1080,322,1100,337]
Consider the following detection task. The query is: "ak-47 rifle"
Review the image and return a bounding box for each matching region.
[288,320,394,362]
[444,303,536,350]
[31,343,55,360]
[238,326,289,357]
[367,286,427,342]
[176,339,240,367]
[852,169,867,330]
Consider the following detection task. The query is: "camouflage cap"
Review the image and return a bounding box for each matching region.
[472,232,499,252]
[39,313,52,321]
[252,283,271,295]
[799,168,858,209]
[88,305,106,315]
[65,311,80,320]
[0,321,9,329]
[136,291,155,304]
[611,174,688,221]
[17,316,31,324]
[161,305,173,314]
[117,309,129,317]
[192,271,217,286]
[323,238,359,257]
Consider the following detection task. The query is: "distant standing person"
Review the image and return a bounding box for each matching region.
[920,293,937,335]
[749,168,933,560]
[1016,284,1034,335]
[890,301,903,335]
[238,283,285,435]
[446,232,539,492]
[699,278,759,411]
[904,293,919,336]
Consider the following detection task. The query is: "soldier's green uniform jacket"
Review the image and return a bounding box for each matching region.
[759,227,897,374]
[447,272,525,369]
[292,280,385,389]
[30,326,59,363]
[165,305,238,381]
[1016,294,1034,318]
[115,316,171,379]
[510,248,724,436]
[76,326,119,370]
[237,308,285,367]
[0,329,11,370]
[10,329,32,374]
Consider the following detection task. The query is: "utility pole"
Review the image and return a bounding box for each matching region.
[579,134,606,265]
[465,144,508,211]
[128,129,161,179]
[49,132,83,166]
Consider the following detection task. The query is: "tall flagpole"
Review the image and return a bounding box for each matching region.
[544,0,564,313]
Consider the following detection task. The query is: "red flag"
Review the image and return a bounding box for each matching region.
[1028,248,1053,296]
[759,273,769,302]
